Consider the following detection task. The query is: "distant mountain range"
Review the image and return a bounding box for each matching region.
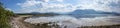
[68,9,120,15]
[67,9,120,18]
[16,9,120,15]
[16,9,120,18]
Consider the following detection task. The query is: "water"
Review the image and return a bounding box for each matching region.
[24,14,120,28]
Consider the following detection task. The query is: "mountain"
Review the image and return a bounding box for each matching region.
[31,12,41,14]
[68,9,120,15]
[69,9,100,15]
[16,12,58,14]
[66,9,120,18]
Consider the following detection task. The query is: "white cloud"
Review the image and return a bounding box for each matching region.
[17,0,41,7]
[55,0,64,2]
[17,0,76,13]
[42,0,49,2]
[42,0,64,2]
[17,0,120,13]
[40,3,76,13]
[76,0,120,12]
[18,3,76,13]
[5,8,12,11]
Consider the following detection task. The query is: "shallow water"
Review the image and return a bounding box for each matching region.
[24,14,120,28]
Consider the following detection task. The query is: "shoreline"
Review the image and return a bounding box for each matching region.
[10,15,35,28]
[10,15,120,28]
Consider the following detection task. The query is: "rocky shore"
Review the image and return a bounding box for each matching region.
[10,15,35,28]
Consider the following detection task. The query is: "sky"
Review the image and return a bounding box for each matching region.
[0,0,120,13]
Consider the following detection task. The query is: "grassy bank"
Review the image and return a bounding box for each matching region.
[0,3,14,28]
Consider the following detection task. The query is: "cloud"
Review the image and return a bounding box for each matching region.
[5,8,12,11]
[17,0,41,7]
[76,0,120,12]
[43,0,64,2]
[17,0,76,13]
[16,0,120,13]
[40,3,76,13]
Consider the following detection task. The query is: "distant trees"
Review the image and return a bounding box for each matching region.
[0,2,13,28]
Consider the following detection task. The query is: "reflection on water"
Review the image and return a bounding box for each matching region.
[24,14,120,28]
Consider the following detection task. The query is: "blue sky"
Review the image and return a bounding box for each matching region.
[1,0,120,13]
[0,0,24,12]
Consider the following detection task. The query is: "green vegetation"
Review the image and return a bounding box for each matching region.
[0,3,14,28]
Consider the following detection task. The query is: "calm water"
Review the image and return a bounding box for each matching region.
[24,14,120,28]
